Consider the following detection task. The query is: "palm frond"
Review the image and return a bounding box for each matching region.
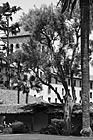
[58,0,78,17]
[70,0,78,17]
[61,0,70,13]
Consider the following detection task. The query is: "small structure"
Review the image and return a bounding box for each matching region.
[0,89,50,132]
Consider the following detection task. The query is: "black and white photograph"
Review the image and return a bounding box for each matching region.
[0,0,93,139]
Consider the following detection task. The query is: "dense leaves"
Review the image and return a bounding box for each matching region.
[0,2,21,35]
[19,4,82,103]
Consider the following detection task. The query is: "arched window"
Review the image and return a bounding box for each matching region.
[16,44,19,49]
[10,44,14,53]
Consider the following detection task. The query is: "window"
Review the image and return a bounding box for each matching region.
[80,91,82,98]
[62,88,64,95]
[48,97,51,102]
[10,44,13,53]
[55,98,57,103]
[73,90,76,95]
[42,45,45,52]
[90,82,93,89]
[74,80,76,86]
[55,78,57,84]
[68,89,70,94]
[48,75,51,83]
[68,79,70,86]
[80,80,82,87]
[16,44,19,49]
[79,91,82,103]
[79,100,82,104]
[40,72,42,77]
[90,92,92,98]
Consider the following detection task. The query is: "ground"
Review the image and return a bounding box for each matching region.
[0,134,93,140]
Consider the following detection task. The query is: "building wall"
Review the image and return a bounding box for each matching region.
[5,114,32,132]
[33,112,48,132]
[2,36,30,44]
[29,77,93,104]
[5,112,48,132]
[0,116,5,125]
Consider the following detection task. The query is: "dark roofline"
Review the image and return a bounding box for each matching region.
[0,101,50,115]
[66,75,93,82]
[1,34,30,39]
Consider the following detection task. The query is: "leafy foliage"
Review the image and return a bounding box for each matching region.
[19,4,82,103]
[0,2,21,35]
[0,2,22,89]
[57,0,78,17]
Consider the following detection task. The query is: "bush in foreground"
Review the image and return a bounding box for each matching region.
[11,121,29,134]
[3,127,12,134]
[40,119,64,135]
[80,127,92,137]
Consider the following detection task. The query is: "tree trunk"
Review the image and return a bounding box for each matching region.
[17,88,20,104]
[71,71,77,102]
[17,62,20,104]
[61,77,73,135]
[80,0,91,134]
[64,96,72,135]
[6,16,10,88]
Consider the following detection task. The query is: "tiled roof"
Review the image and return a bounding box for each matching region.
[0,102,49,115]
[0,104,33,114]
[0,89,47,105]
[1,27,30,38]
[0,89,48,114]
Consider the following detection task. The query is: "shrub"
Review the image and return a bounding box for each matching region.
[23,124,30,133]
[80,127,92,137]
[40,124,58,135]
[3,127,12,134]
[11,121,25,134]
[40,119,64,135]
[0,125,4,133]
[71,125,82,136]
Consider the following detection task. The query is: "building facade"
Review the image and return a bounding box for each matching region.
[1,28,93,104]
[31,75,93,104]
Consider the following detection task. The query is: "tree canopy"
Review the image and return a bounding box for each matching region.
[19,4,84,103]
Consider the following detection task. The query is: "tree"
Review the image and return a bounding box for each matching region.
[0,2,21,88]
[20,4,84,135]
[80,0,91,135]
[8,48,30,104]
[58,0,92,136]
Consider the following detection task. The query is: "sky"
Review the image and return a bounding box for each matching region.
[0,0,58,22]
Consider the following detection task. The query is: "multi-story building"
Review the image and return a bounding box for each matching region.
[36,74,93,104]
[0,28,30,88]
[1,28,93,104]
[1,27,30,53]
